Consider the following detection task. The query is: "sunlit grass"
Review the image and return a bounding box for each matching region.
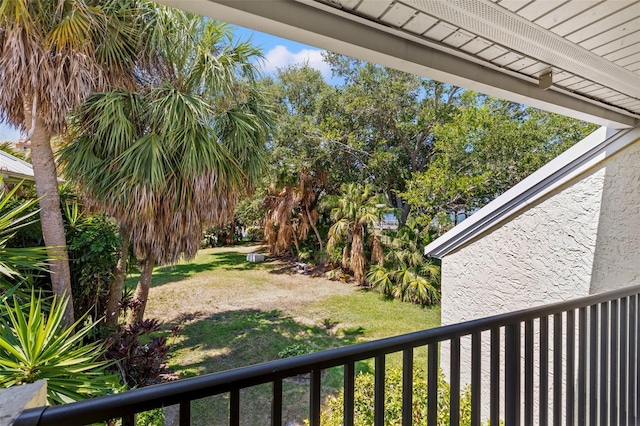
[137,245,440,425]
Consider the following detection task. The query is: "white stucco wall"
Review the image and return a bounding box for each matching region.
[442,137,640,323]
[439,137,640,423]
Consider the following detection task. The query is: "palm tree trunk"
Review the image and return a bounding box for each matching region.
[127,254,155,324]
[305,206,324,251]
[29,115,74,326]
[351,227,366,285]
[341,245,350,270]
[106,224,130,326]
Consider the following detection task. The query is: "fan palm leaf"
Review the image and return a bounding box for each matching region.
[59,17,273,322]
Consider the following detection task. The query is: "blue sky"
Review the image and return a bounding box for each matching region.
[0,26,329,142]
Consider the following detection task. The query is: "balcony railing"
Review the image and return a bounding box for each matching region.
[15,284,640,426]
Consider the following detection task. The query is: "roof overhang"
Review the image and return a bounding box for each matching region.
[158,0,640,129]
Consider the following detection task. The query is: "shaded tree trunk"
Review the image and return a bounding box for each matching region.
[351,227,366,285]
[106,225,130,326]
[305,205,323,251]
[127,254,155,325]
[371,235,384,266]
[341,245,350,270]
[28,113,74,326]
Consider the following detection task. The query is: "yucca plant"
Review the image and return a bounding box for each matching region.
[0,182,49,300]
[0,292,121,405]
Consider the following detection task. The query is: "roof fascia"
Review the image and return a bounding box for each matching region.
[158,0,638,129]
[424,126,640,258]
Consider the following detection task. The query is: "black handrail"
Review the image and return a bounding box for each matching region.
[15,283,640,426]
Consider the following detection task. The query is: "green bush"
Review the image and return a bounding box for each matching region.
[201,224,242,248]
[245,226,263,242]
[320,366,472,426]
[278,343,313,358]
[0,293,121,404]
[65,209,121,322]
[136,408,164,425]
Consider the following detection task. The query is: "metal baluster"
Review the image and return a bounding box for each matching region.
[403,349,413,426]
[471,332,481,426]
[578,307,587,425]
[272,379,282,426]
[611,299,619,426]
[309,370,321,426]
[491,327,501,426]
[450,337,461,426]
[505,323,521,426]
[566,310,575,426]
[428,343,438,426]
[540,316,548,426]
[620,297,628,423]
[375,355,385,426]
[600,302,609,426]
[589,304,598,426]
[230,389,240,426]
[179,401,191,426]
[553,313,563,425]
[344,362,355,426]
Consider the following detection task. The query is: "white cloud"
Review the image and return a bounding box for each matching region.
[260,45,332,80]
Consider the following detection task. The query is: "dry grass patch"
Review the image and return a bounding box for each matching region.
[130,245,440,425]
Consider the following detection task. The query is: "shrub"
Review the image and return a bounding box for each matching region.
[65,208,121,322]
[0,293,121,405]
[278,343,313,358]
[245,226,263,242]
[136,408,164,426]
[201,224,242,248]
[103,310,174,388]
[320,366,472,426]
[367,222,441,306]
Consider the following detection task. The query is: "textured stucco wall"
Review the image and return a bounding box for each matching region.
[590,140,640,293]
[442,165,605,326]
[439,138,640,423]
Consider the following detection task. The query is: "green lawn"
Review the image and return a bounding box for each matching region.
[129,245,440,425]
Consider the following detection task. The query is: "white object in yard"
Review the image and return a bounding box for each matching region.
[246,253,265,262]
[295,262,309,274]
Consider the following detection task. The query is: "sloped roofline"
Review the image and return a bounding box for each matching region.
[425,125,640,258]
[0,149,34,182]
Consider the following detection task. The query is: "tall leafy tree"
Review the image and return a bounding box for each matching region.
[403,94,598,230]
[262,65,332,256]
[0,0,171,325]
[60,19,272,323]
[321,54,462,224]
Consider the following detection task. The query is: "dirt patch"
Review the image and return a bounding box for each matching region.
[144,245,357,325]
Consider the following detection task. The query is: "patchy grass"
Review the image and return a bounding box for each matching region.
[130,245,440,425]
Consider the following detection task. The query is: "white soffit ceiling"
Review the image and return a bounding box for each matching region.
[321,0,640,122]
[158,0,640,128]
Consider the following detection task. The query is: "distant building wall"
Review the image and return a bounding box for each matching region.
[439,136,640,423]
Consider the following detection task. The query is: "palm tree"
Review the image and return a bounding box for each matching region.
[0,0,171,325]
[60,19,272,324]
[367,221,441,305]
[264,169,327,257]
[327,183,387,285]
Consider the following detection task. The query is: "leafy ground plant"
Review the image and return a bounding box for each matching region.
[320,367,472,426]
[0,292,120,404]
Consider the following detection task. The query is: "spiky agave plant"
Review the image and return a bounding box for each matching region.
[0,181,48,300]
[0,292,121,404]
